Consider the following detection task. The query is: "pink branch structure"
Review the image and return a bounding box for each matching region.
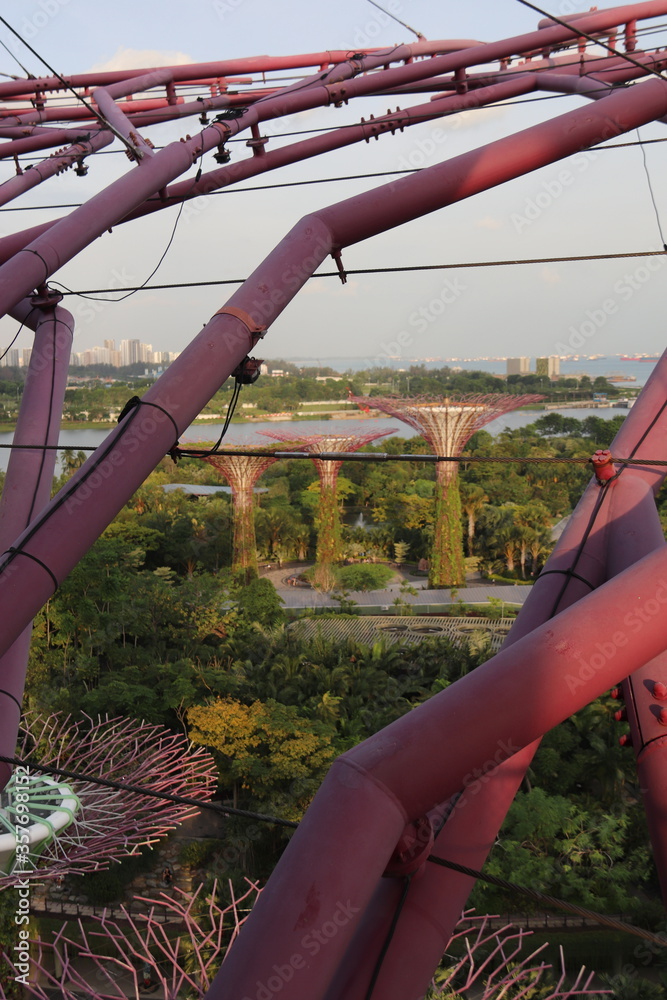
[0,712,216,886]
[0,894,608,1000]
[260,430,395,573]
[194,445,284,582]
[0,5,667,996]
[432,912,610,999]
[349,394,543,586]
[0,879,260,1000]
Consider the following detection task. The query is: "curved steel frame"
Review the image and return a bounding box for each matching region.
[0,5,667,997]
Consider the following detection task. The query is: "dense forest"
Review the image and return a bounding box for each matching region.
[20,412,665,917]
[2,376,664,996]
[0,361,628,423]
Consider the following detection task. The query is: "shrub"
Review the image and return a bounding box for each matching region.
[336,564,395,591]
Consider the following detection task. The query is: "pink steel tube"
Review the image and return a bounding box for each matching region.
[0,75,665,659]
[0,7,664,270]
[213,547,667,1000]
[0,293,73,792]
[0,127,97,159]
[0,49,662,825]
[0,49,663,324]
[129,77,538,221]
[0,130,113,208]
[91,69,174,162]
[320,351,667,1000]
[0,41,456,318]
[0,43,472,100]
[0,73,175,207]
[604,467,667,898]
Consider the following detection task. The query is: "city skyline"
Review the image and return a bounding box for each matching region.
[1,338,180,369]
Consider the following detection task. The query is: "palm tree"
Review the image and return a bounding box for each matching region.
[459,482,488,556]
[514,500,554,578]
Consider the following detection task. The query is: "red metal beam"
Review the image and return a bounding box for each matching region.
[0,294,73,792]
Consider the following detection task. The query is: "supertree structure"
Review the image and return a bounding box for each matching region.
[3,7,667,997]
[194,445,284,582]
[260,430,395,575]
[0,711,216,887]
[349,394,543,587]
[0,889,606,1000]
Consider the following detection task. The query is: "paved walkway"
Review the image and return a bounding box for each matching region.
[261,564,532,612]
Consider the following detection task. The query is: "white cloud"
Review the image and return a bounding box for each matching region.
[88,48,193,72]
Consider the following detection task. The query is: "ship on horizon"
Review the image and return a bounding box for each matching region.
[619,354,660,362]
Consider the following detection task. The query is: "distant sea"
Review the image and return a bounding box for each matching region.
[0,407,634,473]
[0,356,655,473]
[285,355,657,387]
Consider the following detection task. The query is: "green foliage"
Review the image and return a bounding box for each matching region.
[178,839,226,867]
[601,973,666,999]
[234,577,284,627]
[69,846,156,905]
[16,397,658,934]
[336,563,395,591]
[430,478,465,587]
[188,697,337,819]
[305,562,395,591]
[473,787,652,916]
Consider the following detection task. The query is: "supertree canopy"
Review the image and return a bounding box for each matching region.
[0,712,217,887]
[194,444,284,582]
[0,890,604,1000]
[349,394,543,587]
[260,429,395,575]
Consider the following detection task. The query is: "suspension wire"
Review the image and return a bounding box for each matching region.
[0,36,32,78]
[184,376,244,457]
[1,444,663,468]
[0,753,298,828]
[0,744,660,947]
[0,169,421,212]
[427,855,667,949]
[0,15,139,158]
[364,874,414,1000]
[0,132,667,218]
[30,248,667,300]
[2,130,667,215]
[637,126,667,250]
[365,0,424,39]
[514,0,667,83]
[173,448,663,467]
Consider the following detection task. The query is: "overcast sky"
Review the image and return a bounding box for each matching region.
[1,0,667,365]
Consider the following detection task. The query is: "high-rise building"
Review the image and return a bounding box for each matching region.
[0,348,19,368]
[506,357,530,376]
[536,356,560,379]
[120,339,141,366]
